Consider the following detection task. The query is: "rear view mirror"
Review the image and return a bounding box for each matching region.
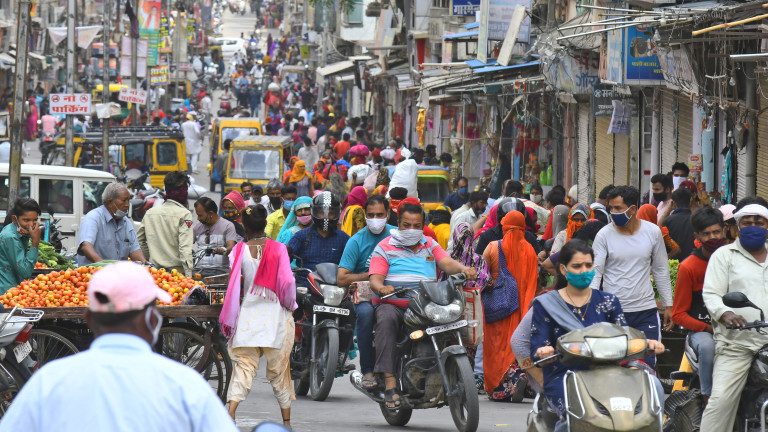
[723,292,753,309]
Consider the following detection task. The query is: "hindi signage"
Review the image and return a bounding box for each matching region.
[118,87,148,105]
[49,94,91,115]
[150,65,169,85]
[451,0,480,15]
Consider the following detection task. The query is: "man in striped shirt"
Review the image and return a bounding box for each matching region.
[368,202,477,408]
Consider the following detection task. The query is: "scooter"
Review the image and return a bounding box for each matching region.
[0,306,45,419]
[528,322,663,432]
[290,263,356,402]
[238,0,246,15]
[349,274,480,432]
[720,292,768,432]
[125,172,162,222]
[39,132,57,165]
[218,94,233,117]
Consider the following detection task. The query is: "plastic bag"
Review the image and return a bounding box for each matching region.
[182,286,211,305]
[388,158,419,198]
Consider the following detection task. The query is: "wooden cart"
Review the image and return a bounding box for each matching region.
[27,304,232,402]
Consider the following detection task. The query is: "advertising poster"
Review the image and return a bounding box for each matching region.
[138,0,161,66]
[624,26,664,84]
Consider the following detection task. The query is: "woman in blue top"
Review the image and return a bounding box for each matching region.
[0,198,42,294]
[275,196,313,245]
[530,239,665,422]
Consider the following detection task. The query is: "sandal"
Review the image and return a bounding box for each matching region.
[385,388,402,409]
[361,376,378,391]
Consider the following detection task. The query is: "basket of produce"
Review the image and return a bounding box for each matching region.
[37,241,76,270]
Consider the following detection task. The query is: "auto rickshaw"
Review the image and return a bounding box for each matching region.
[210,135,293,194]
[93,84,131,120]
[386,165,451,211]
[167,78,193,101]
[208,117,262,187]
[53,126,187,188]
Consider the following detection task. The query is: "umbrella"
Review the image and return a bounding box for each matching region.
[349,143,370,157]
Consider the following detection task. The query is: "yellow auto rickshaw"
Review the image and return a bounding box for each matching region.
[167,78,193,101]
[208,118,263,188]
[53,126,187,188]
[386,165,451,211]
[212,135,293,193]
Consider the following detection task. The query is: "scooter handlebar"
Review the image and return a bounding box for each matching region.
[381,287,414,300]
[726,321,768,330]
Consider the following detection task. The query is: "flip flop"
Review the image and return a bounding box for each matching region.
[385,388,401,409]
[361,376,378,391]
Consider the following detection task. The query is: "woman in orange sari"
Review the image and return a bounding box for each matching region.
[284,160,314,198]
[637,204,681,258]
[481,210,539,401]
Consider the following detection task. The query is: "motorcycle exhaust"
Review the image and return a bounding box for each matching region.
[349,371,385,403]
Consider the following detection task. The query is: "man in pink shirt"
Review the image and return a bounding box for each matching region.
[308,118,318,144]
[40,113,58,135]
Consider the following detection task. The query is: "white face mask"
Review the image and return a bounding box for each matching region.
[366,217,387,235]
[145,307,162,346]
[672,176,685,190]
[391,228,423,246]
[531,194,542,204]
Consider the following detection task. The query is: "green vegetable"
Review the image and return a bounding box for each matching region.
[36,241,75,270]
[90,260,119,268]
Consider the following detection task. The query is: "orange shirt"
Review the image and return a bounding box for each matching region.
[334,140,351,159]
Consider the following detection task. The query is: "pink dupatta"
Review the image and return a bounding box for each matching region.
[219,239,298,339]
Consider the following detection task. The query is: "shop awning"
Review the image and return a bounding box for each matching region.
[420,70,478,92]
[442,30,478,39]
[27,52,48,69]
[465,59,498,68]
[464,22,479,29]
[0,53,14,65]
[335,74,355,84]
[316,60,355,77]
[396,74,414,90]
[473,60,540,74]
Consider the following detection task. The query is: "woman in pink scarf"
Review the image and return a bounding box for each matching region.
[340,186,368,236]
[220,204,298,427]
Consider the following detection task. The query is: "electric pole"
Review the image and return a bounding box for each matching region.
[8,0,32,207]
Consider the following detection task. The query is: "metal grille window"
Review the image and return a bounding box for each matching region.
[347,0,364,25]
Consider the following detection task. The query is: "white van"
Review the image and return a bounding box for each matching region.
[0,164,117,252]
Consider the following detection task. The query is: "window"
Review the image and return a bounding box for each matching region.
[83,181,110,214]
[38,179,74,215]
[347,0,363,25]
[156,141,178,166]
[418,177,450,203]
[0,177,31,213]
[124,143,149,170]
[230,149,280,180]
[221,127,260,142]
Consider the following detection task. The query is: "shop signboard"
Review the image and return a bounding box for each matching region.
[657,47,699,94]
[300,45,310,59]
[118,87,148,105]
[624,26,664,84]
[451,0,480,15]
[478,0,490,63]
[481,0,533,43]
[593,84,635,117]
[604,29,623,85]
[545,51,600,95]
[150,65,169,85]
[49,94,91,115]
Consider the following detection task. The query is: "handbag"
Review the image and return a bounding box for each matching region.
[481,241,519,323]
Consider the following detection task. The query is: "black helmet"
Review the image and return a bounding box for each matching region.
[311,191,341,231]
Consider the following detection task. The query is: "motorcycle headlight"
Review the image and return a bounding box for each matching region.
[585,336,628,360]
[424,300,462,324]
[321,284,345,306]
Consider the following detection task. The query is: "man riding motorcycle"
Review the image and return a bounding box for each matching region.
[368,202,477,409]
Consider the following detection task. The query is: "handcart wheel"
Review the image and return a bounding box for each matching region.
[29,328,79,367]
[158,326,227,401]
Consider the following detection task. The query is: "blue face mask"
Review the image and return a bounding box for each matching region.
[283,200,295,210]
[566,269,595,290]
[458,187,468,195]
[739,226,767,250]
[610,206,634,227]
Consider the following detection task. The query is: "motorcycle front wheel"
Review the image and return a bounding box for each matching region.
[309,326,338,401]
[445,355,479,432]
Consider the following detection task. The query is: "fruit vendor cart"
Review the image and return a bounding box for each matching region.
[7,268,233,402]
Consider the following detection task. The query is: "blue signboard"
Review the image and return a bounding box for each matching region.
[624,26,664,84]
[451,0,481,15]
[487,0,532,42]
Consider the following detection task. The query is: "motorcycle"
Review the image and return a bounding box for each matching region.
[246,39,259,58]
[290,263,356,402]
[720,291,768,432]
[238,0,246,15]
[527,322,663,432]
[39,132,57,165]
[349,274,479,432]
[218,94,233,117]
[43,207,66,253]
[0,306,45,419]
[662,331,706,432]
[125,172,162,222]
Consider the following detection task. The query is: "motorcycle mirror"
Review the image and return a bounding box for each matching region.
[47,205,55,217]
[723,291,765,322]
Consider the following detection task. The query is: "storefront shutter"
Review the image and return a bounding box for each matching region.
[737,145,748,200]
[614,134,630,185]
[757,76,768,198]
[595,117,614,195]
[577,104,592,202]
[677,97,694,167]
[661,91,677,175]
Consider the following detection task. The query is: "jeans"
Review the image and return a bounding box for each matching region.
[355,301,375,375]
[473,343,484,375]
[688,331,716,395]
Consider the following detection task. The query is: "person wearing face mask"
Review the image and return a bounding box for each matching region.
[340,186,368,237]
[275,196,313,244]
[262,179,284,216]
[671,161,690,190]
[531,240,666,425]
[447,190,488,253]
[222,191,247,240]
[718,204,739,243]
[700,201,768,431]
[138,171,195,277]
[192,198,237,276]
[442,176,469,211]
[590,186,674,369]
[368,203,477,407]
[77,183,146,266]
[265,185,297,240]
[661,187,696,259]
[0,261,239,431]
[651,173,673,224]
[529,184,544,206]
[671,206,725,407]
[550,203,592,254]
[0,198,42,294]
[337,195,397,391]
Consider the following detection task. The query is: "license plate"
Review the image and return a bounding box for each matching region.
[426,320,467,335]
[13,342,31,363]
[610,397,634,412]
[313,305,350,316]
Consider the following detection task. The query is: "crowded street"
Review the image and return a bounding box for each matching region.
[1,0,768,431]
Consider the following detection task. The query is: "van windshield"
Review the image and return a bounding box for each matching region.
[83,181,110,213]
[418,177,450,203]
[230,149,280,180]
[221,127,260,142]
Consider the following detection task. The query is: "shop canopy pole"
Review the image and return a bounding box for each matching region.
[556,19,660,41]
[102,0,111,171]
[693,13,768,36]
[65,0,76,166]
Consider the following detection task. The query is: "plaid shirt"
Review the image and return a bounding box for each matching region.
[288,226,350,287]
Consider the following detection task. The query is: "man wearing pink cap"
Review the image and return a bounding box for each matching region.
[0,262,237,431]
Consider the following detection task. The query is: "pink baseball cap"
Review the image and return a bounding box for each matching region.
[88,262,172,313]
[719,204,736,222]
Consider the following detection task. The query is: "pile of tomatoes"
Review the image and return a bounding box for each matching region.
[34,262,48,269]
[1,267,204,308]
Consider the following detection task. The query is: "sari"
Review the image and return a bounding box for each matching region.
[340,186,368,237]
